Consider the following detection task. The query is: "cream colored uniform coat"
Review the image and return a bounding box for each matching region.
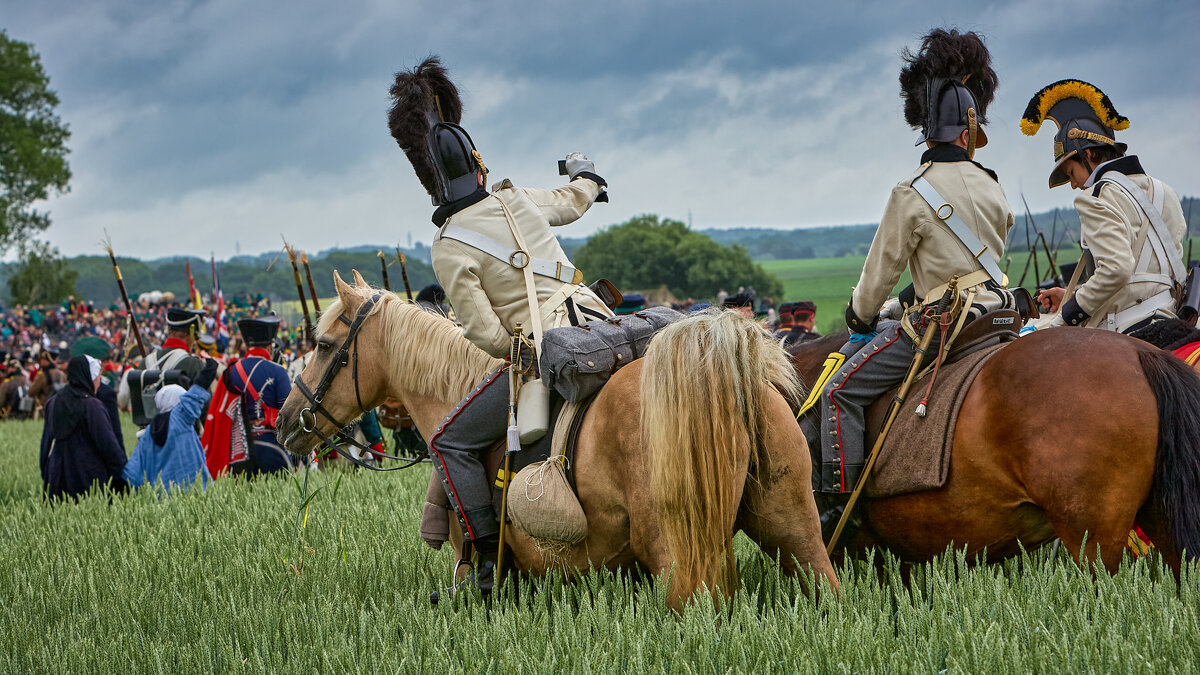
[852,155,1014,320]
[432,178,613,358]
[1066,163,1186,329]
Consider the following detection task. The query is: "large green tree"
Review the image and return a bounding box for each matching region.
[575,215,782,300]
[0,30,71,254]
[7,240,77,305]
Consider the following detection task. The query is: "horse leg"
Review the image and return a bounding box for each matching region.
[737,392,838,594]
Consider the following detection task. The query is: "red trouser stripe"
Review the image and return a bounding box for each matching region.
[426,368,505,542]
[826,325,902,492]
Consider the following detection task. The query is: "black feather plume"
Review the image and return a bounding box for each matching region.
[387,56,464,197]
[899,28,997,130]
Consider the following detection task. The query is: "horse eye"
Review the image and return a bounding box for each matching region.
[317,341,332,352]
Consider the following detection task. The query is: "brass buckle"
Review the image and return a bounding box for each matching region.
[509,250,530,269]
[936,203,954,221]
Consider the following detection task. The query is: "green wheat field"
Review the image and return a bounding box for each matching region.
[2,414,1198,673]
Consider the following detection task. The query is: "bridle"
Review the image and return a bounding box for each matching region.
[292,291,426,471]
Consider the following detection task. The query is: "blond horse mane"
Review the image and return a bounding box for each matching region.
[642,309,803,598]
[316,284,503,403]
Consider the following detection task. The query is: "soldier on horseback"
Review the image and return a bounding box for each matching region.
[1021,81,1188,333]
[812,29,1014,539]
[386,57,612,595]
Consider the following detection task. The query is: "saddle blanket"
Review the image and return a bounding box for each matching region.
[863,342,1006,498]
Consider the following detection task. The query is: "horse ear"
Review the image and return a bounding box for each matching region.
[351,269,369,289]
[333,270,358,307]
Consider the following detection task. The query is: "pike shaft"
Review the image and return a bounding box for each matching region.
[397,248,413,301]
[290,256,314,347]
[302,258,321,313]
[109,253,147,358]
[378,252,391,291]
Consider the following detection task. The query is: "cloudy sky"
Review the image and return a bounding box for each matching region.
[6,0,1198,260]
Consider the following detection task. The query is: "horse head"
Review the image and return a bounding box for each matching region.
[277,269,392,458]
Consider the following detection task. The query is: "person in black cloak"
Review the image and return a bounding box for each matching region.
[39,355,128,501]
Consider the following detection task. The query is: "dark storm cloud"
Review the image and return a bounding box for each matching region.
[2,0,1196,259]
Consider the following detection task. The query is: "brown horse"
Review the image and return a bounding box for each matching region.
[789,326,1200,574]
[277,272,837,609]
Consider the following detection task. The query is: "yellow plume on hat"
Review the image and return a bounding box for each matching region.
[1020,79,1129,136]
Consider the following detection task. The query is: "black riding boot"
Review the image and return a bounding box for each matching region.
[430,536,498,605]
[815,491,861,548]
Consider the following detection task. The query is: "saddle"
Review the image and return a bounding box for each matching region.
[858,311,1021,498]
[943,309,1021,363]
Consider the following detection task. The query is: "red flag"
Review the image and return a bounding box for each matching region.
[211,256,229,339]
[186,261,202,309]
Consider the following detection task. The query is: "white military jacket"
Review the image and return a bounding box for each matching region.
[1060,156,1186,331]
[432,177,613,358]
[852,145,1014,321]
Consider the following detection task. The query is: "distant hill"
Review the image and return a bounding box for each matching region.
[563,197,1199,262]
[7,197,1196,307]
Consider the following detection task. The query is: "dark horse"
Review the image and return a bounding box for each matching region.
[789,325,1200,574]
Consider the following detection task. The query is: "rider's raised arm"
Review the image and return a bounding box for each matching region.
[523,173,607,228]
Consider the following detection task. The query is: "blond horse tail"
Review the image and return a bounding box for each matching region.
[641,309,801,605]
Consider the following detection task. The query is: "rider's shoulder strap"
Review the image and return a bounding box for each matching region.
[1095,173,1186,284]
[909,174,1005,286]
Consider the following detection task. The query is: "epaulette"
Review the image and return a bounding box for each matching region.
[491,178,515,192]
[904,162,933,186]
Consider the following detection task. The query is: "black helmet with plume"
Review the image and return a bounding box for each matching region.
[1020,79,1129,188]
[387,57,488,206]
[899,29,998,157]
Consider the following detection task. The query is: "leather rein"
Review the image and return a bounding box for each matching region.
[292,291,426,472]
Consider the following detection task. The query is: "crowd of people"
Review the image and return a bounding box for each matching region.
[0,293,330,500]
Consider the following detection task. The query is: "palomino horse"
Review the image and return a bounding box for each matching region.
[789,326,1200,574]
[277,272,837,609]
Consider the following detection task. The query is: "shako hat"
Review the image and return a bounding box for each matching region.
[615,293,646,315]
[237,316,281,346]
[388,57,488,206]
[1020,79,1129,188]
[900,29,998,158]
[722,293,754,309]
[793,301,817,316]
[166,307,206,330]
[777,302,796,316]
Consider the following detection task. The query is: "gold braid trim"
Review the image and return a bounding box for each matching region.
[1066,128,1116,145]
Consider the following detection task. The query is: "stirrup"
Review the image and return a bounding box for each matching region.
[430,559,495,605]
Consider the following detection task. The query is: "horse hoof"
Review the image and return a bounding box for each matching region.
[429,590,440,605]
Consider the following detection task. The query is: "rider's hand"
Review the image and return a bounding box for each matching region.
[1036,287,1066,313]
[563,152,596,180]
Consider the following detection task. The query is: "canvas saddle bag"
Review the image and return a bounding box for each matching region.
[539,306,683,403]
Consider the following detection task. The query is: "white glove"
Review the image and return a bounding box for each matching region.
[563,152,595,179]
[879,298,905,321]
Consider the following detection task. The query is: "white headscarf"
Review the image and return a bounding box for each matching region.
[84,355,101,381]
[154,384,186,414]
